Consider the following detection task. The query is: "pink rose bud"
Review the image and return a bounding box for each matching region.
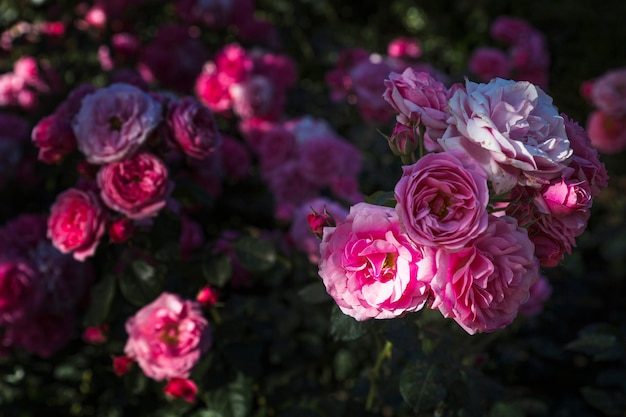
[113,355,134,376]
[537,178,592,217]
[82,324,109,344]
[196,285,219,308]
[163,378,198,403]
[387,122,417,157]
[387,37,422,59]
[307,207,337,239]
[108,217,134,243]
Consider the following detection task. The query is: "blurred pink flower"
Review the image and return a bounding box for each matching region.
[468,47,510,82]
[167,97,222,159]
[163,377,198,403]
[586,110,626,154]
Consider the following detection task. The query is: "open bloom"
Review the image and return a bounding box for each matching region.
[394,151,489,251]
[166,96,222,159]
[439,78,572,193]
[318,202,434,321]
[430,215,539,334]
[124,292,212,381]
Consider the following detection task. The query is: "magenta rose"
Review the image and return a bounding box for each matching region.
[47,188,106,261]
[394,151,489,251]
[318,202,434,321]
[31,113,76,164]
[534,177,592,217]
[166,96,222,159]
[72,83,163,164]
[430,215,539,334]
[439,78,573,193]
[0,257,42,324]
[124,292,212,381]
[383,68,449,138]
[98,152,172,220]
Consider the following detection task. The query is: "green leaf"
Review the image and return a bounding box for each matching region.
[399,361,447,413]
[488,402,525,417]
[203,253,233,287]
[233,236,276,272]
[227,373,253,417]
[119,258,165,306]
[83,272,116,327]
[580,386,626,417]
[565,324,622,361]
[329,305,368,341]
[364,190,396,208]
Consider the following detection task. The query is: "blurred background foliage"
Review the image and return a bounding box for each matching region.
[1,0,626,416]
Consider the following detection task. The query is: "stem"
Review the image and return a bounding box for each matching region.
[365,340,393,412]
[417,125,426,159]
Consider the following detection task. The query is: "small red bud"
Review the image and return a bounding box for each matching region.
[163,378,198,403]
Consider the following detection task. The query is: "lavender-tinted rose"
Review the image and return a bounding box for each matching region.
[166,96,222,159]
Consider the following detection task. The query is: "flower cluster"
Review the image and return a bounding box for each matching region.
[317,70,608,334]
[582,66,626,153]
[468,16,550,89]
[0,56,59,110]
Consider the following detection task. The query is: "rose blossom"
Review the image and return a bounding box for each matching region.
[0,257,42,324]
[47,188,106,261]
[318,202,434,321]
[519,274,552,317]
[534,177,592,217]
[31,113,76,164]
[163,378,198,403]
[123,292,212,381]
[394,151,489,251]
[166,96,222,159]
[439,78,573,193]
[430,215,539,334]
[585,110,626,154]
[468,47,511,82]
[590,67,626,118]
[98,152,172,220]
[72,83,163,164]
[383,68,449,139]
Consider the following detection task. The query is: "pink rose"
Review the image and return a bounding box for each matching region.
[0,257,42,324]
[166,97,222,159]
[430,215,539,334]
[590,67,626,118]
[163,378,198,403]
[490,16,533,44]
[195,66,233,113]
[534,178,592,217]
[468,47,511,82]
[440,78,572,193]
[349,59,396,124]
[383,68,449,138]
[387,37,422,59]
[47,188,106,261]
[585,110,626,154]
[98,152,172,220]
[82,324,109,344]
[394,152,489,251]
[318,202,434,321]
[124,292,212,381]
[72,83,163,164]
[108,217,135,243]
[31,113,76,164]
[230,75,278,120]
[519,274,552,317]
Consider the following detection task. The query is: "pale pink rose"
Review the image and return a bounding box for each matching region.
[5,311,75,358]
[0,257,42,324]
[73,83,163,164]
[124,292,212,381]
[585,110,626,154]
[563,116,609,196]
[289,198,348,264]
[31,113,76,164]
[394,152,489,251]
[98,152,172,220]
[163,377,198,403]
[430,215,539,334]
[490,16,533,44]
[318,202,434,321]
[468,47,510,82]
[383,68,450,140]
[387,37,422,59]
[167,97,222,159]
[47,188,106,261]
[439,78,573,193]
[590,67,626,118]
[519,274,552,317]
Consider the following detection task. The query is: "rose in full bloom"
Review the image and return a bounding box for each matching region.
[72,83,163,164]
[394,151,489,251]
[166,96,222,159]
[383,68,449,139]
[0,257,42,324]
[123,292,212,381]
[318,202,434,321]
[439,78,573,193]
[47,188,106,261]
[589,67,626,118]
[430,215,539,334]
[468,47,511,82]
[585,110,626,154]
[98,152,172,220]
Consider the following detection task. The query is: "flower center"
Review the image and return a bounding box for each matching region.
[159,322,179,345]
[429,193,450,220]
[109,116,123,131]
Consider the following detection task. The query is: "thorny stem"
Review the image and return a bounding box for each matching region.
[365,339,393,412]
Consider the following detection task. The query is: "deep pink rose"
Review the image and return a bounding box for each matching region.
[430,215,539,334]
[0,257,42,324]
[383,68,449,138]
[167,97,222,159]
[214,43,253,83]
[47,188,106,261]
[113,355,134,376]
[108,217,135,243]
[590,67,626,118]
[387,37,422,59]
[585,110,626,154]
[72,83,163,164]
[318,202,434,321]
[82,324,109,344]
[468,47,511,82]
[490,16,533,44]
[163,378,198,403]
[394,152,489,251]
[440,78,572,193]
[98,152,172,220]
[534,178,592,217]
[124,292,212,381]
[31,113,76,164]
[195,66,232,113]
